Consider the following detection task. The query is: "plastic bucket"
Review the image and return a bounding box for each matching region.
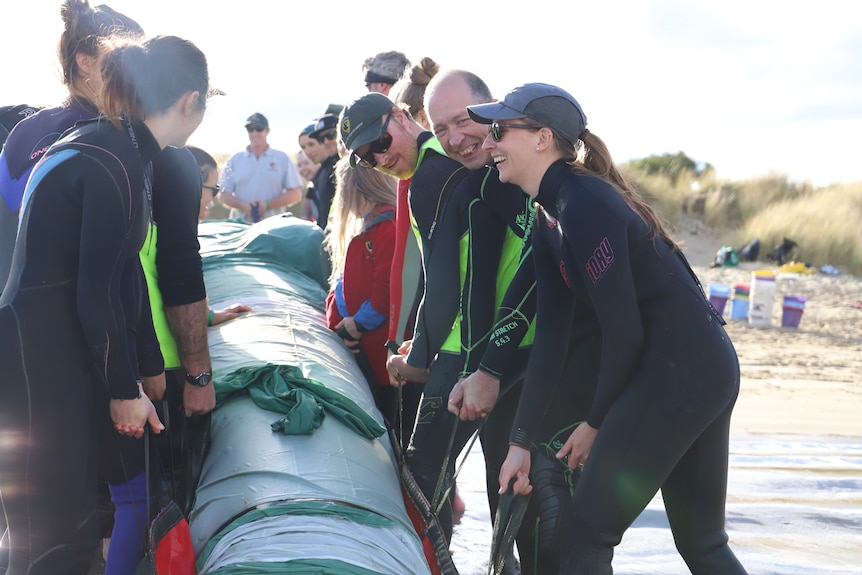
[781,295,807,328]
[707,283,731,317]
[749,270,776,327]
[729,284,750,320]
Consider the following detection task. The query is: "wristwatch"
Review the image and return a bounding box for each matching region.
[186,371,212,387]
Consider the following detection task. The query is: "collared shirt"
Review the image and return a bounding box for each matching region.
[219,145,302,222]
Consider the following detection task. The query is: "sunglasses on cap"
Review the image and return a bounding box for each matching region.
[203,184,221,197]
[246,125,266,133]
[353,114,393,169]
[314,130,337,143]
[489,121,540,142]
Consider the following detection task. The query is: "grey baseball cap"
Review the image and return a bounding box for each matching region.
[245,112,268,129]
[339,93,394,167]
[467,83,587,144]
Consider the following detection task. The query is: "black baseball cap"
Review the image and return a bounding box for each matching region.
[309,114,339,140]
[339,93,394,167]
[467,83,588,144]
[299,122,317,137]
[245,112,268,129]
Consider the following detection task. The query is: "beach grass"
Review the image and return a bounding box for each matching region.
[626,162,862,275]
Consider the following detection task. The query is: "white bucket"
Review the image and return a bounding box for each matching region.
[748,270,776,327]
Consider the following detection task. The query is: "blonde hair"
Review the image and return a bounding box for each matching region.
[324,157,397,286]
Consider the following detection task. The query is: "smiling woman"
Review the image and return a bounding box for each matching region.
[465,82,749,574]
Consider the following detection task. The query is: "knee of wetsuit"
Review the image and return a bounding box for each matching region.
[530,453,581,561]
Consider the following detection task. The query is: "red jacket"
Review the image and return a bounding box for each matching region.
[326,205,396,386]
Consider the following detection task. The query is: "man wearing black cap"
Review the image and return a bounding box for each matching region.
[217,112,303,223]
[307,113,341,229]
[340,91,507,552]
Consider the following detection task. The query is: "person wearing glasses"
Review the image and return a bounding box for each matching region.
[307,113,341,229]
[340,92,508,551]
[217,112,303,223]
[468,83,748,575]
[424,68,543,574]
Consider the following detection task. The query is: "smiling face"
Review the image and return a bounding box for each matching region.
[295,150,319,181]
[299,133,327,165]
[353,110,419,179]
[246,124,269,148]
[481,119,543,195]
[427,75,491,171]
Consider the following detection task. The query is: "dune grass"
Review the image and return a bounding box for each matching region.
[625,161,862,275]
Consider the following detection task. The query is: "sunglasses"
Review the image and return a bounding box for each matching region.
[315,130,337,143]
[489,121,540,142]
[203,184,221,197]
[354,114,393,168]
[246,125,266,133]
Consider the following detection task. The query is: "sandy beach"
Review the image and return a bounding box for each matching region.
[675,217,862,439]
[451,218,862,574]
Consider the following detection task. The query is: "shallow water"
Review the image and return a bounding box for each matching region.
[450,435,862,575]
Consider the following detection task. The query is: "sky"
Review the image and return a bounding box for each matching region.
[2,0,860,186]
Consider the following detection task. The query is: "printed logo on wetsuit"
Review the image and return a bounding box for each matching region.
[585,237,615,285]
[29,146,49,161]
[559,261,571,287]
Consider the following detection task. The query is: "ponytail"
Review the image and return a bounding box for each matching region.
[99,41,147,128]
[556,128,680,250]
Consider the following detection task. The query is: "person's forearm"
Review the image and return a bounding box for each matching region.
[165,299,211,375]
[218,191,246,211]
[269,187,302,210]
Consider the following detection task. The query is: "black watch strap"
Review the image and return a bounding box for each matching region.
[185,371,212,387]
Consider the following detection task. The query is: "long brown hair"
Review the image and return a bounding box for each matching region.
[554,128,679,250]
[99,35,209,127]
[58,0,143,99]
[324,157,397,286]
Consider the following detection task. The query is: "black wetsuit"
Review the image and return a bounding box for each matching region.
[403,135,504,542]
[0,101,99,291]
[0,118,160,575]
[512,160,746,574]
[146,146,210,514]
[460,170,550,574]
[310,153,337,229]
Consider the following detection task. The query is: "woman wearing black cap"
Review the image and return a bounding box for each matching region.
[466,83,748,574]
